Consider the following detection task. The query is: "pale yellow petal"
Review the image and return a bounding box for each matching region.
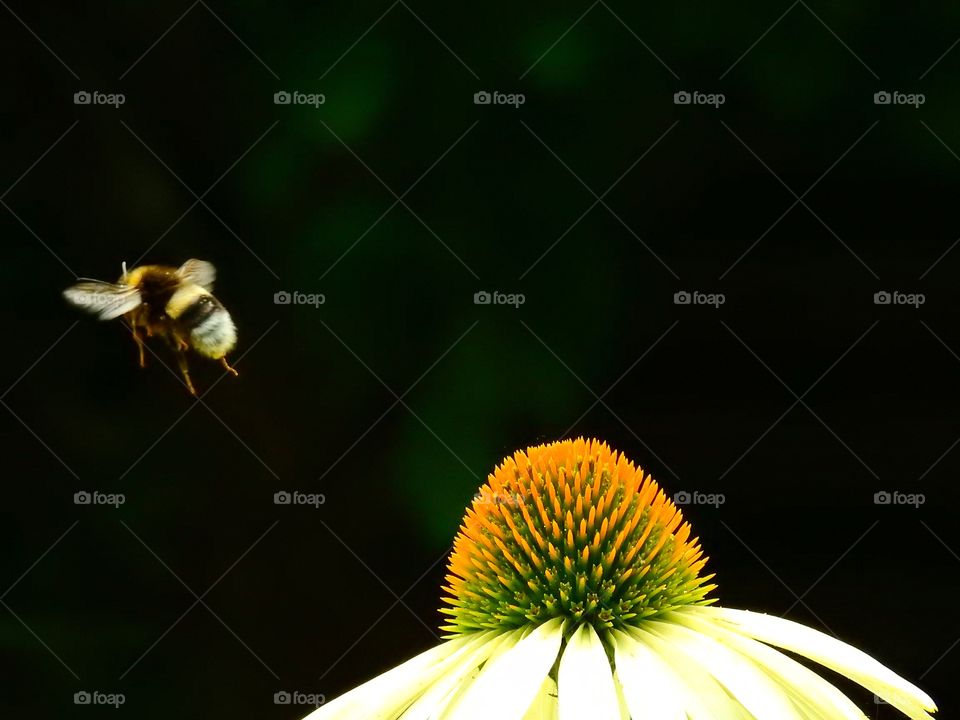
[670,608,867,720]
[627,624,751,720]
[434,628,534,718]
[692,606,936,720]
[400,631,512,719]
[444,617,564,720]
[557,623,620,720]
[611,629,687,720]
[303,633,485,720]
[613,672,631,720]
[645,618,805,720]
[521,676,559,720]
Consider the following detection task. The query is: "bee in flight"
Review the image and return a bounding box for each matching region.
[63,259,238,395]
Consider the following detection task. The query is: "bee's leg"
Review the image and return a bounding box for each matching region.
[130,326,147,368]
[175,351,197,396]
[220,356,239,378]
[166,325,190,353]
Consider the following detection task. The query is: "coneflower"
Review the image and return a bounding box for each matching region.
[305,438,936,719]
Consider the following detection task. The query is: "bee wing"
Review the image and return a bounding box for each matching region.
[63,280,142,320]
[177,259,216,290]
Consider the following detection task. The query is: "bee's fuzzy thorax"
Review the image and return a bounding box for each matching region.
[165,284,209,319]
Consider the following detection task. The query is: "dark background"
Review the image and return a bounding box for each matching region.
[2,1,959,717]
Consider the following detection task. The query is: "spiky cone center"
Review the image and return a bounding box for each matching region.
[440,438,716,636]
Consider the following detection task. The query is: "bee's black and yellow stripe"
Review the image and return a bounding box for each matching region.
[166,284,237,359]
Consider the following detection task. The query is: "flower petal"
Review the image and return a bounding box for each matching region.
[435,627,536,717]
[644,618,805,720]
[304,633,489,719]
[557,623,620,720]
[626,624,750,720]
[611,629,688,720]
[692,606,937,720]
[399,632,513,719]
[612,672,631,720]
[521,676,559,720]
[670,608,867,720]
[443,617,565,720]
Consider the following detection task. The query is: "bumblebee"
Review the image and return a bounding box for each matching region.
[64,259,238,395]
